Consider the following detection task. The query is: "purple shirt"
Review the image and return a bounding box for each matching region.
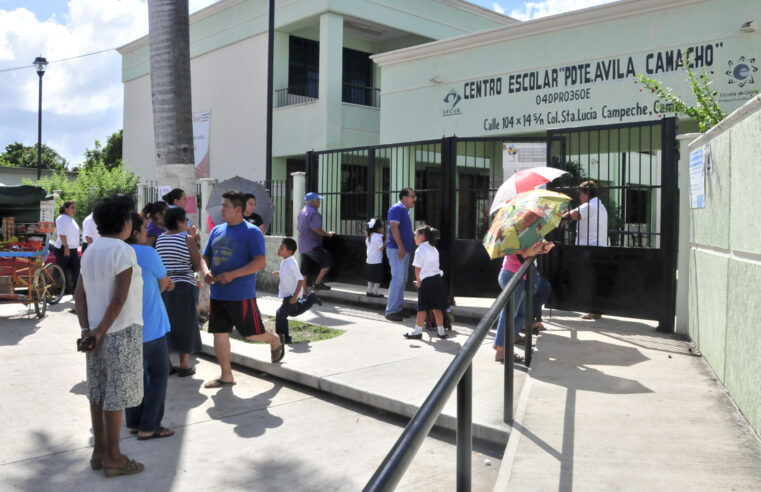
[297,204,322,254]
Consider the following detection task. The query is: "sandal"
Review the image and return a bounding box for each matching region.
[204,378,236,389]
[90,459,103,471]
[137,427,174,441]
[271,343,285,363]
[103,456,144,478]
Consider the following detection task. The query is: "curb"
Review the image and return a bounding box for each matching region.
[199,330,510,446]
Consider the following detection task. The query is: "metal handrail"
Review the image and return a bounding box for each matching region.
[364,258,534,492]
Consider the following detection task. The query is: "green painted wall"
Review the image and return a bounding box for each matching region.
[688,96,761,437]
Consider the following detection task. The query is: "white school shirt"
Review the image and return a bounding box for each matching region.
[80,237,143,333]
[54,214,80,249]
[412,241,443,280]
[81,213,100,244]
[277,256,304,299]
[576,197,609,247]
[366,233,384,264]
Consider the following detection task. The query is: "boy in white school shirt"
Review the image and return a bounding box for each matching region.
[272,238,322,344]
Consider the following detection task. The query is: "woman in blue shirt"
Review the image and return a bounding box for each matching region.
[124,212,175,440]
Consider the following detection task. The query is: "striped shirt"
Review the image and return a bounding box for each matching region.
[155,232,195,285]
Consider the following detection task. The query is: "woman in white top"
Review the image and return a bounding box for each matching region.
[74,196,145,478]
[54,200,80,294]
[404,225,448,340]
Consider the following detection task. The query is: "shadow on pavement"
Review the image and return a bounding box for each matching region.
[207,384,284,439]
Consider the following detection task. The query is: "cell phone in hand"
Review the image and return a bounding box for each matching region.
[76,336,95,352]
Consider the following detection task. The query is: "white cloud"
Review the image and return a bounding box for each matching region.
[493,3,506,14]
[509,0,615,21]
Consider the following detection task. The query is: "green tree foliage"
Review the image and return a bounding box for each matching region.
[0,142,68,170]
[637,58,726,132]
[82,130,123,171]
[25,162,139,223]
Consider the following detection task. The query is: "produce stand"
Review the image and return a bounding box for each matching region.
[0,186,66,318]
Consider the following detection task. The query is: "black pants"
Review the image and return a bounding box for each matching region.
[54,246,80,294]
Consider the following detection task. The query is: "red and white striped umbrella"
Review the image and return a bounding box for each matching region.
[489,167,568,215]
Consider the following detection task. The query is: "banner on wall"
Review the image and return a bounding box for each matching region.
[689,146,706,209]
[502,142,547,180]
[193,110,211,179]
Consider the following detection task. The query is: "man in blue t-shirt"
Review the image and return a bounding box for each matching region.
[385,187,417,321]
[200,191,284,389]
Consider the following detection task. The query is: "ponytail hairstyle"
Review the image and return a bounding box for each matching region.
[366,217,384,245]
[162,188,185,205]
[142,201,168,222]
[126,212,144,244]
[59,200,75,215]
[415,225,440,246]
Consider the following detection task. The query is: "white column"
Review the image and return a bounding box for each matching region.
[319,12,343,148]
[291,171,306,263]
[198,178,218,235]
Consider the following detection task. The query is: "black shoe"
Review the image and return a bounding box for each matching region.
[310,293,323,306]
[284,336,293,344]
[168,365,178,376]
[367,292,384,298]
[313,283,331,291]
[437,331,448,339]
[403,332,422,340]
[177,367,195,377]
[385,312,404,322]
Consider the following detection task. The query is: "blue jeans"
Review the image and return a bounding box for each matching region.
[276,293,317,340]
[385,250,410,315]
[125,336,169,432]
[494,268,552,347]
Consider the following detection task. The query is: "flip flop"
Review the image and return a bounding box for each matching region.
[271,343,285,363]
[204,378,236,389]
[137,427,174,441]
[103,456,144,478]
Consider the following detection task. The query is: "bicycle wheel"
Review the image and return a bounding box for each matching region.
[33,268,47,318]
[44,263,66,305]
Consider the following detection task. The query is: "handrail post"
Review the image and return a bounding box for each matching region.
[504,294,515,424]
[457,364,472,492]
[525,263,535,366]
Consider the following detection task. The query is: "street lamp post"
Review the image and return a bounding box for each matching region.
[33,56,48,181]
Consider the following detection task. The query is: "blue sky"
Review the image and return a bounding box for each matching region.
[0,0,615,167]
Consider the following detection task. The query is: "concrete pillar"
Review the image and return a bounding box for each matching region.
[198,178,218,235]
[319,12,343,148]
[675,133,700,336]
[137,183,148,213]
[291,171,305,263]
[273,30,289,93]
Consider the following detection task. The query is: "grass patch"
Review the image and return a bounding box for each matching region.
[205,314,344,344]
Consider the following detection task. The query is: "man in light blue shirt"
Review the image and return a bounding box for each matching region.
[385,187,416,321]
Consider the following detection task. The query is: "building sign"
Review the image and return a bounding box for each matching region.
[441,40,758,133]
[689,146,706,209]
[193,109,211,178]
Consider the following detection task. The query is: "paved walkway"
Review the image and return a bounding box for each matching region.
[0,299,501,491]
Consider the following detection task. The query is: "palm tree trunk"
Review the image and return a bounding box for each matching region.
[147,0,197,224]
[148,0,194,167]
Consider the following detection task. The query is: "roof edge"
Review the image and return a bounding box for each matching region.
[372,0,711,66]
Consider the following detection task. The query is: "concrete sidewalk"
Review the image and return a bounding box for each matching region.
[205,289,524,446]
[495,312,761,491]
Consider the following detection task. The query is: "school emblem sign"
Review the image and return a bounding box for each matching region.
[442,88,462,116]
[726,56,757,88]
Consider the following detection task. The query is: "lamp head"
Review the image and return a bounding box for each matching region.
[33,56,48,76]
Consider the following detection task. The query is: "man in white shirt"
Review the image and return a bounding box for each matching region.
[81,212,100,253]
[563,180,608,320]
[272,237,322,344]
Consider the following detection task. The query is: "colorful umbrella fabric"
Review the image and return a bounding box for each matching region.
[489,166,568,215]
[483,189,571,259]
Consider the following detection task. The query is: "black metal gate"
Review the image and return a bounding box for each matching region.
[304,118,678,331]
[543,118,678,331]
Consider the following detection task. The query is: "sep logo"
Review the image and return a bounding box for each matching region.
[726,56,757,88]
[442,88,462,116]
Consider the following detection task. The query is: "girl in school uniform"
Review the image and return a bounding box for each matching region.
[403,225,448,340]
[365,218,385,298]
